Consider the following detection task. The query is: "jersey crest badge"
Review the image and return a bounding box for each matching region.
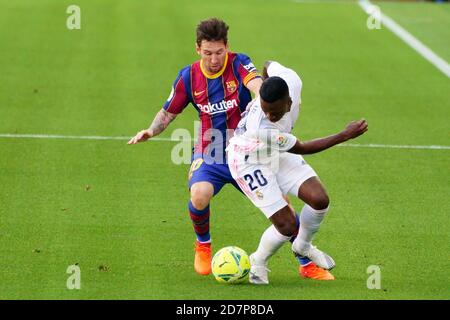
[276,135,287,148]
[226,80,237,93]
[256,190,264,200]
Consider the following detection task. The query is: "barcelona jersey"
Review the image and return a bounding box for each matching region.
[163,52,260,161]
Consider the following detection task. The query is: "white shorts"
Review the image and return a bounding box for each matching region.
[229,152,317,218]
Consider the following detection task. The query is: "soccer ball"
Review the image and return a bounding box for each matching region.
[211,246,251,283]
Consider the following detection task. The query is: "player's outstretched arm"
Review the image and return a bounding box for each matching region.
[127,109,177,145]
[246,77,263,96]
[288,119,368,155]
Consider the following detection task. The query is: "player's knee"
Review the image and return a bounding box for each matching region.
[190,191,211,211]
[190,183,214,210]
[190,195,210,211]
[309,193,330,211]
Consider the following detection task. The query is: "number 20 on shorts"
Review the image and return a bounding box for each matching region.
[243,169,268,191]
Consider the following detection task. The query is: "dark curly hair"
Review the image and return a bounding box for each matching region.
[196,18,229,46]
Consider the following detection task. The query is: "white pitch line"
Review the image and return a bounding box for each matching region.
[293,0,355,3]
[0,133,189,142]
[358,0,450,78]
[0,133,449,150]
[338,143,450,150]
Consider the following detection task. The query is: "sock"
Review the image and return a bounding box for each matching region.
[251,224,290,265]
[289,214,312,266]
[289,213,301,243]
[188,200,211,243]
[292,204,329,255]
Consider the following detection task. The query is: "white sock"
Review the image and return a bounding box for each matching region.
[292,204,329,254]
[251,225,290,265]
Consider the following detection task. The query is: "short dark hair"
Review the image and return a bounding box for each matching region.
[260,76,289,103]
[196,18,229,46]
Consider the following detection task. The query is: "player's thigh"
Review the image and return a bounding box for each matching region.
[233,164,287,219]
[275,153,318,198]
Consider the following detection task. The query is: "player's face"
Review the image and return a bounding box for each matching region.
[262,96,292,122]
[196,40,228,74]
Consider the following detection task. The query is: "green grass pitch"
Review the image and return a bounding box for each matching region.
[0,0,449,299]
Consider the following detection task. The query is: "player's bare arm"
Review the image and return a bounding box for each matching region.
[127,109,177,144]
[288,119,368,155]
[245,77,263,96]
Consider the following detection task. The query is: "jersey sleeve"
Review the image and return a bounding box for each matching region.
[236,53,261,86]
[258,129,297,153]
[162,71,189,114]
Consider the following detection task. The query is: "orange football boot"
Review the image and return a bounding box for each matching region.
[194,241,212,275]
[300,262,335,280]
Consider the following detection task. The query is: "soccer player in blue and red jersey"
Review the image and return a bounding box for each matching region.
[128,18,262,275]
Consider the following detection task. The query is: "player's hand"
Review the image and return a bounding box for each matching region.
[245,98,257,111]
[342,119,368,141]
[127,129,153,145]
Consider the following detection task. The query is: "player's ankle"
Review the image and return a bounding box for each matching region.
[292,240,311,256]
[250,253,267,266]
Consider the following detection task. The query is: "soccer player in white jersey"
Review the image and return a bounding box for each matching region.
[227,61,368,284]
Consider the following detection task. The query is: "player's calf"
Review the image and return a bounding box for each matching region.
[269,206,298,238]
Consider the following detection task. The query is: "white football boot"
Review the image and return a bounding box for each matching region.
[294,244,335,270]
[249,253,270,285]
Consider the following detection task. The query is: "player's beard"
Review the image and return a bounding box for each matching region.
[208,64,221,73]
